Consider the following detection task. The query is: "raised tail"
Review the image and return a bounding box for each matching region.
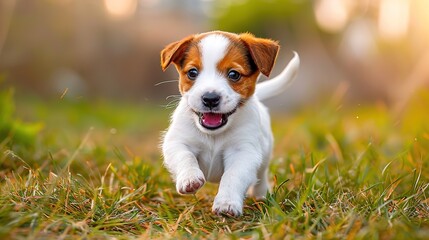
[255,52,300,101]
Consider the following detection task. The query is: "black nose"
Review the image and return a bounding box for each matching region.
[202,92,221,109]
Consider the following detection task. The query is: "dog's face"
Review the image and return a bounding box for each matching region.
[161,31,279,133]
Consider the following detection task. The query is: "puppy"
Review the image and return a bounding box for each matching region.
[160,31,299,216]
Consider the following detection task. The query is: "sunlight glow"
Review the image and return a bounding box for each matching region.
[378,0,410,41]
[415,0,429,40]
[314,0,351,33]
[104,0,137,18]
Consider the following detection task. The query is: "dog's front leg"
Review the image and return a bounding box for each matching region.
[163,144,205,195]
[212,147,261,216]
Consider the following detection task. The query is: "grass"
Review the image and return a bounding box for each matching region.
[1,91,429,239]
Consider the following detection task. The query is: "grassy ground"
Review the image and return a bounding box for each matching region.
[1,91,429,239]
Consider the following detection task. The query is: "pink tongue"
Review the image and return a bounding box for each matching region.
[202,113,223,128]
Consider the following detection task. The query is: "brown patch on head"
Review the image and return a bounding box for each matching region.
[217,35,260,100]
[160,34,202,94]
[177,45,202,94]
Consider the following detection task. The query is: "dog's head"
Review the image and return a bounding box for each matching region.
[161,31,279,133]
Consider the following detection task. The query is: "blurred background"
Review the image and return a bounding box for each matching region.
[1,0,429,113]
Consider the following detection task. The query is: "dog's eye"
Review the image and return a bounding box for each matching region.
[187,68,199,80]
[227,70,241,82]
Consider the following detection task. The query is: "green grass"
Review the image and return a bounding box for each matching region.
[1,92,429,239]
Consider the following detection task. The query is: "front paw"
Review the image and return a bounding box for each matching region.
[212,195,243,217]
[176,168,205,195]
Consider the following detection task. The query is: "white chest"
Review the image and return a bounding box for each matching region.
[191,138,226,183]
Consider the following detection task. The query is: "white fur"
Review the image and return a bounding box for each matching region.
[162,34,300,216]
[186,34,241,133]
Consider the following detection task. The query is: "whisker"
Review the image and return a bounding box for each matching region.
[166,94,181,101]
[161,95,181,109]
[162,100,180,109]
[154,79,179,87]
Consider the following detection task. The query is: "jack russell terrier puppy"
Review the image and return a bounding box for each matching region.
[160,31,299,217]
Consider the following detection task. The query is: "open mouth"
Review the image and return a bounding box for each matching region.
[195,110,236,130]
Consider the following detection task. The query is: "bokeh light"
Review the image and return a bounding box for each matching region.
[378,0,410,41]
[104,0,138,18]
[314,0,351,33]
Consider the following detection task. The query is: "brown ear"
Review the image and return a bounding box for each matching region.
[160,35,194,71]
[239,33,279,77]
